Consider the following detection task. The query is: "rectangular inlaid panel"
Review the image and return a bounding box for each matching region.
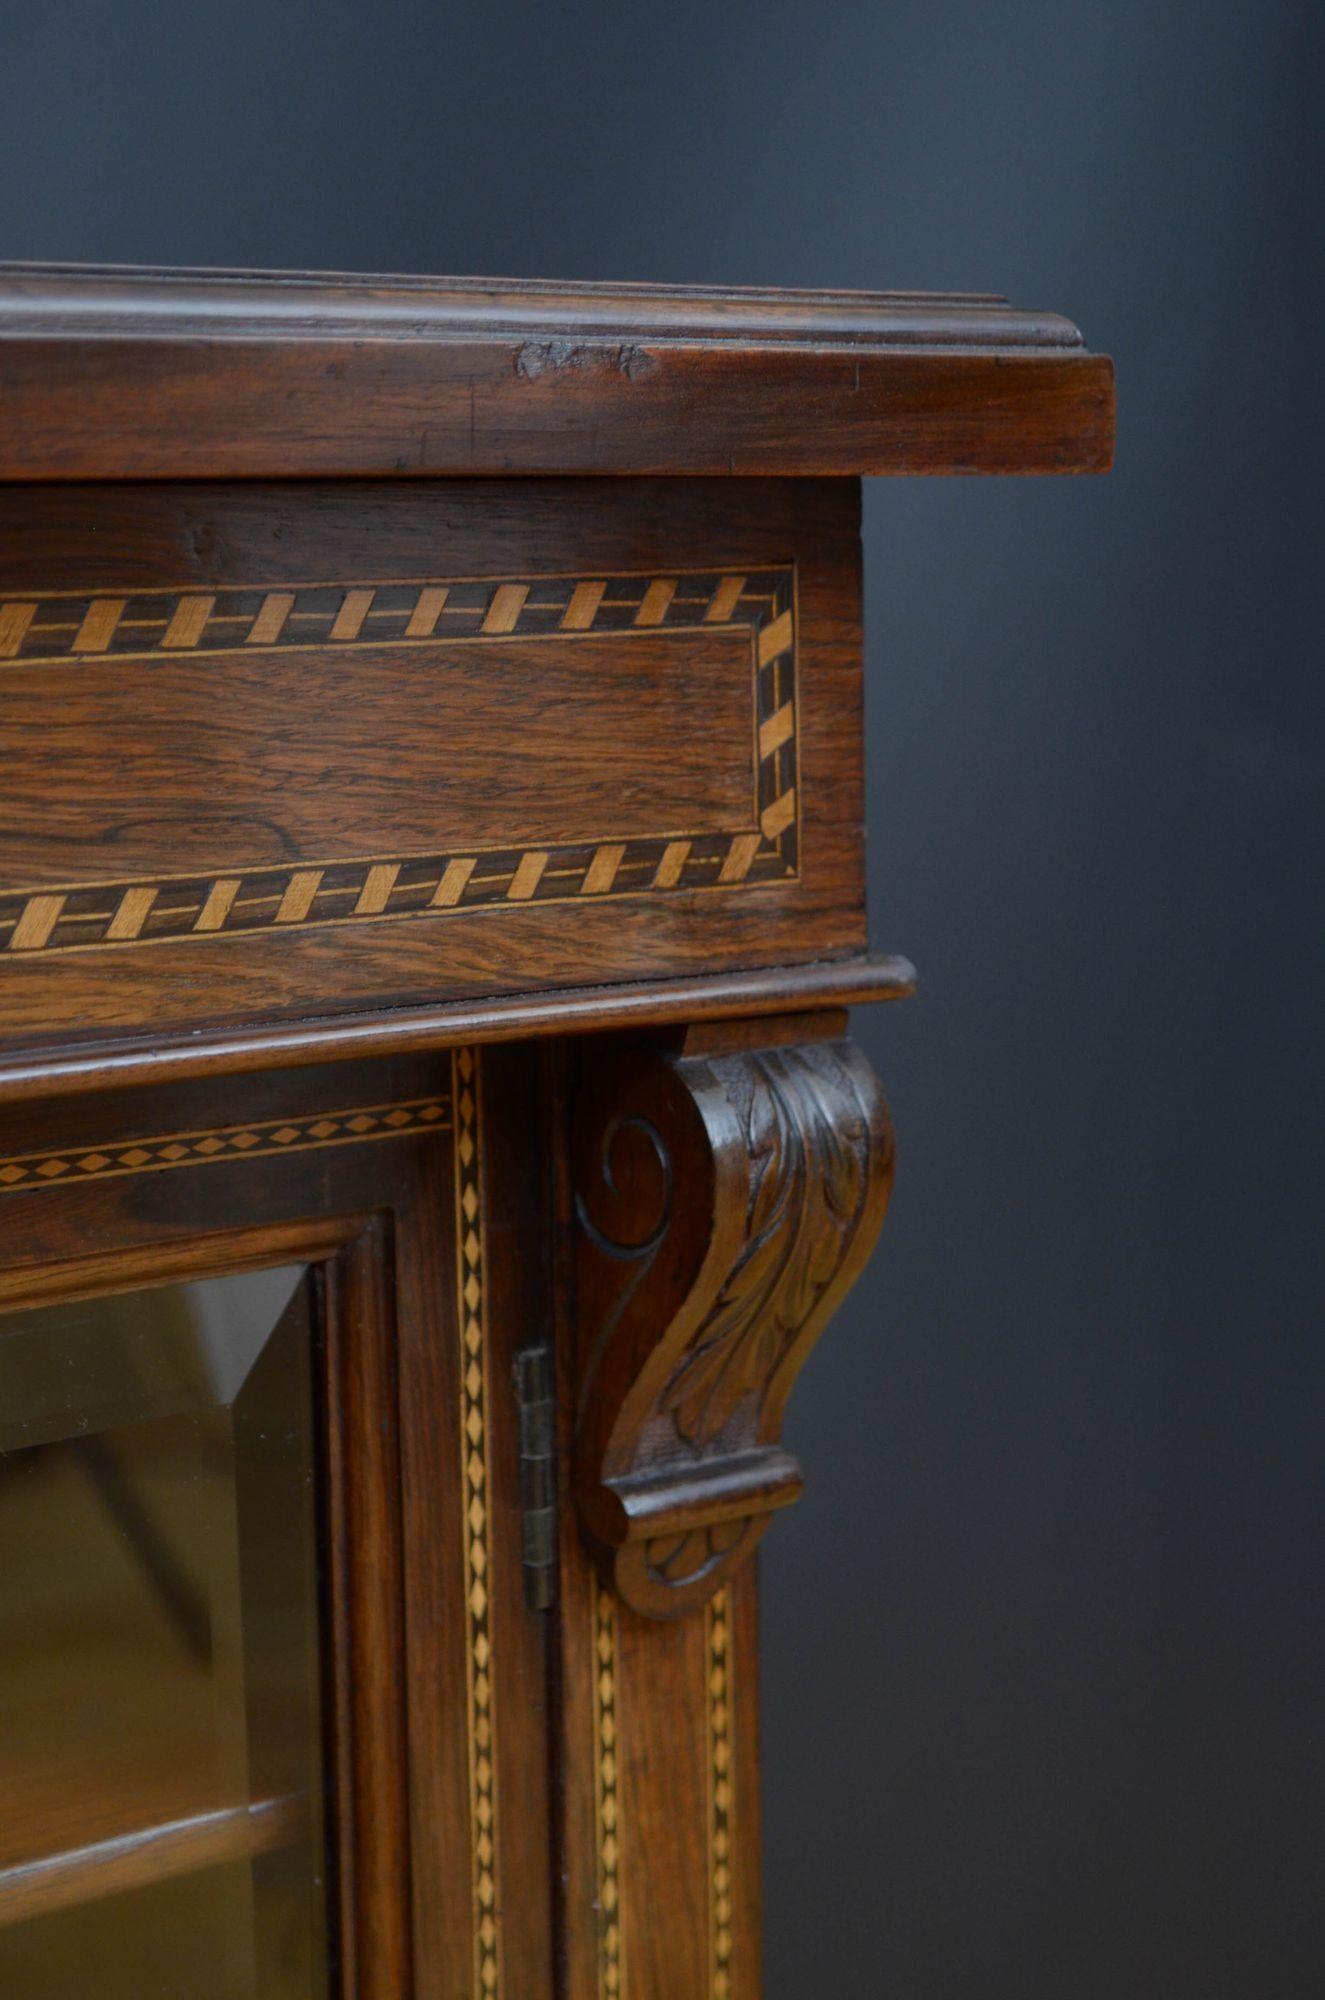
[0,479,865,1047]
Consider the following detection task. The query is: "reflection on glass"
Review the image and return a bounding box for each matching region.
[0,1267,329,1998]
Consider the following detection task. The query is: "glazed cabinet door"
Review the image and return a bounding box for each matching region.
[0,1047,554,2000]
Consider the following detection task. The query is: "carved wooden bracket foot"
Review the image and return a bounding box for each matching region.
[573,1012,894,1618]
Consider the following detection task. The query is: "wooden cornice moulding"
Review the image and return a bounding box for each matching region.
[0,262,1115,480]
[573,1011,894,1618]
[0,954,915,1102]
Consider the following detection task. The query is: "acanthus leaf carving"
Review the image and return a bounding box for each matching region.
[573,1021,893,1618]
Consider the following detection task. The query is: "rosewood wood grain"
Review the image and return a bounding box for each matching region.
[0,1052,551,1999]
[0,952,915,1105]
[0,478,866,1052]
[573,1013,894,1618]
[0,266,1113,482]
[0,261,1112,1996]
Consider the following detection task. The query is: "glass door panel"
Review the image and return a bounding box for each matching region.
[0,1265,329,1999]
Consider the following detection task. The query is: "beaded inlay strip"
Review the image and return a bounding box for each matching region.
[707,1587,735,1999]
[0,1095,450,1193]
[453,1048,503,1998]
[0,568,799,959]
[592,1574,624,1999]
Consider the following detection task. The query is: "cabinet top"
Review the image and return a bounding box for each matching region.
[0,262,1114,481]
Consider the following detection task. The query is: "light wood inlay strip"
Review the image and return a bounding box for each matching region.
[593,1575,624,2000]
[482,583,529,634]
[0,603,35,657]
[707,1590,735,2000]
[581,843,626,896]
[275,870,323,924]
[507,851,548,901]
[161,595,215,649]
[73,598,125,652]
[194,877,241,932]
[104,885,158,941]
[758,701,796,759]
[757,609,793,668]
[431,857,477,907]
[562,580,607,630]
[760,789,797,841]
[0,1096,451,1193]
[705,576,746,624]
[330,587,375,640]
[406,585,449,637]
[653,840,692,889]
[246,592,296,645]
[634,578,677,627]
[453,1049,504,1999]
[354,863,399,915]
[9,896,65,952]
[717,833,762,885]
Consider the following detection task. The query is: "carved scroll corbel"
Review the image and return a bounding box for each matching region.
[573,1015,894,1618]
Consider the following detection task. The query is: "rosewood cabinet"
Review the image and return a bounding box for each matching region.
[0,267,1113,1997]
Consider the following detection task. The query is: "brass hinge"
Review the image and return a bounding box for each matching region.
[515,1345,557,1610]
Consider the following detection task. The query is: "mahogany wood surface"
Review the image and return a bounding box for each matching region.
[0,264,1113,1996]
[0,477,867,1053]
[0,265,1114,481]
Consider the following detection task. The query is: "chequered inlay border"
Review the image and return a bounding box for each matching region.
[0,567,799,960]
[0,1095,450,1193]
[707,1587,735,2000]
[592,1574,624,2000]
[453,1049,503,1998]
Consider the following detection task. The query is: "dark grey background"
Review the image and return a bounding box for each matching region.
[4,3,1321,1994]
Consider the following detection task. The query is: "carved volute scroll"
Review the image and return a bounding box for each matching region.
[573,1013,894,1618]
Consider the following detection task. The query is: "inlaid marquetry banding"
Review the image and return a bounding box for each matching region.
[593,1574,624,1999]
[0,566,800,959]
[453,1049,503,1999]
[706,1589,735,2000]
[0,1095,451,1194]
[588,1576,738,1999]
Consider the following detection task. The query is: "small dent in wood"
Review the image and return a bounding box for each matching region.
[514,339,657,382]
